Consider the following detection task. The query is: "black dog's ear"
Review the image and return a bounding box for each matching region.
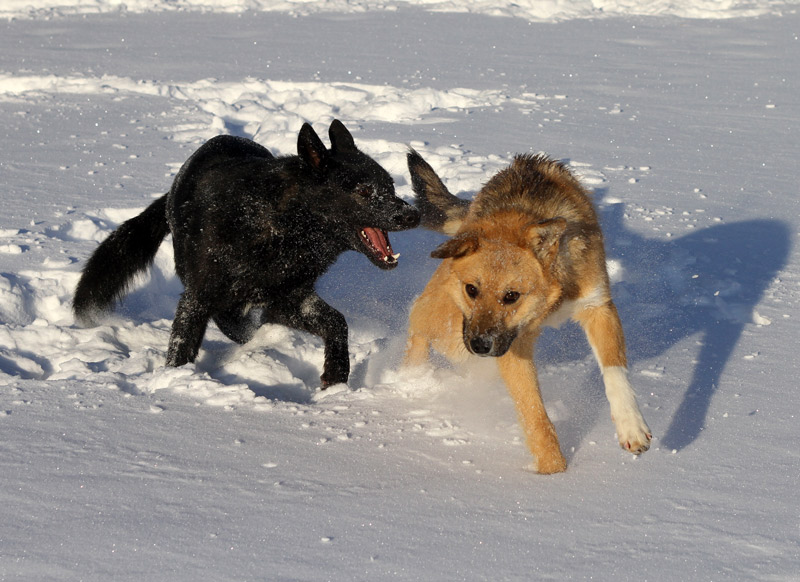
[329,119,358,154]
[431,231,480,260]
[298,123,328,171]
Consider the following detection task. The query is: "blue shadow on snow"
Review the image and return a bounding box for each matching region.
[596,203,791,451]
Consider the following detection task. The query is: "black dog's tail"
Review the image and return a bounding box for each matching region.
[73,195,170,325]
[407,149,470,235]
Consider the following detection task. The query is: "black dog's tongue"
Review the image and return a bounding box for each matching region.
[361,227,400,263]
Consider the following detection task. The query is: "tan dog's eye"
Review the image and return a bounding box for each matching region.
[465,284,479,298]
[502,291,520,305]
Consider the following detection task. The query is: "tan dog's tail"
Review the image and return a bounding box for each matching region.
[407,149,470,235]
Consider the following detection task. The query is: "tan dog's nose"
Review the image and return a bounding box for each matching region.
[468,335,493,355]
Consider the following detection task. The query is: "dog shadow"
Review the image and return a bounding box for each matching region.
[539,200,791,452]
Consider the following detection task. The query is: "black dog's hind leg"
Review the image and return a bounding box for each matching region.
[268,292,350,388]
[166,291,210,366]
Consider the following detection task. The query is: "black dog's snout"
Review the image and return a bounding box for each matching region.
[394,206,421,230]
[469,336,493,355]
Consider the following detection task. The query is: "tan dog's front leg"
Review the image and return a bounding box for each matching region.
[497,332,567,474]
[575,301,652,454]
[404,292,436,367]
[404,331,431,367]
[404,273,465,367]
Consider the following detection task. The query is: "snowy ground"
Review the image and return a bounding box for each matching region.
[1,1,799,580]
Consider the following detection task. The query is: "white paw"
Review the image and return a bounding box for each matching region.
[603,366,652,455]
[614,409,652,455]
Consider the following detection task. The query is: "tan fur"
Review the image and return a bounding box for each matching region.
[405,153,651,473]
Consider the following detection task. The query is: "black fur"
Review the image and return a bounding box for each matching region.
[73,120,420,387]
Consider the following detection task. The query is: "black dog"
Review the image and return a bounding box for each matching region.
[73,120,420,387]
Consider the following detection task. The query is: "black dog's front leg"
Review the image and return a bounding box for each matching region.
[270,292,350,388]
[166,290,210,367]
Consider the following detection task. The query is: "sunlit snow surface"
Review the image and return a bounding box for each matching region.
[1,1,799,580]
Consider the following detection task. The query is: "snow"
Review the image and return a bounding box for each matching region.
[3,0,798,21]
[1,1,799,580]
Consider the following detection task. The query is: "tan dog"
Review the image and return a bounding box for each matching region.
[404,150,651,473]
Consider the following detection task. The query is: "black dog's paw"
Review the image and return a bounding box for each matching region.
[320,369,349,390]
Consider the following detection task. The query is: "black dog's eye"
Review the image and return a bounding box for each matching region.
[465,284,479,299]
[502,291,520,305]
[355,185,373,198]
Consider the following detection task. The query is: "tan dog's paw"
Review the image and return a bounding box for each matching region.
[615,411,652,455]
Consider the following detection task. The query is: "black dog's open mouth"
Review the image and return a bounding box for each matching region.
[359,227,400,268]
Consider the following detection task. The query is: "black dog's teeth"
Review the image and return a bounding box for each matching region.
[360,229,400,262]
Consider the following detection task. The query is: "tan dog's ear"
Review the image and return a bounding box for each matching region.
[431,231,480,259]
[407,149,470,234]
[525,218,567,265]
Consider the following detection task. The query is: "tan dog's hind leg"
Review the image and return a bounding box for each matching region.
[575,301,652,454]
[497,331,567,474]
